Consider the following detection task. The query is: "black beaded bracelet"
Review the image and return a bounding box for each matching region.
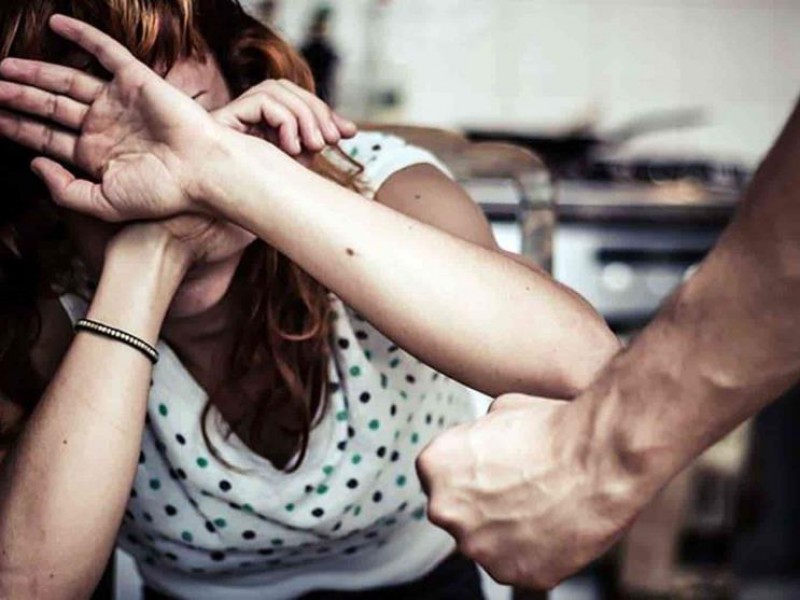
[74,318,159,365]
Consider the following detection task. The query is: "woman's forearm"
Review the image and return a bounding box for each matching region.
[199,135,619,398]
[0,233,186,599]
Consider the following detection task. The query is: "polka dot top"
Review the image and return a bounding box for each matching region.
[58,132,478,600]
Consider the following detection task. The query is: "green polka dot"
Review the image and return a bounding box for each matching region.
[271,538,284,547]
[285,503,295,512]
[349,365,362,377]
[354,506,362,516]
[323,465,334,476]
[181,531,193,543]
[380,374,389,389]
[242,503,254,513]
[336,410,348,422]
[196,457,209,468]
[394,431,401,441]
[389,358,401,369]
[351,453,362,465]
[413,507,426,520]
[158,404,168,416]
[368,419,380,431]
[214,518,227,528]
[350,147,359,157]
[411,433,420,444]
[364,350,372,361]
[400,391,408,400]
[317,484,329,495]
[149,478,161,490]
[396,475,407,487]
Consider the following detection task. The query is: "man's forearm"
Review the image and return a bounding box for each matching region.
[573,97,800,498]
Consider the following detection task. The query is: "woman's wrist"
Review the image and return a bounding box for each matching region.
[91,227,190,344]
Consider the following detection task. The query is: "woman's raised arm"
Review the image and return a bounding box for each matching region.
[0,15,619,399]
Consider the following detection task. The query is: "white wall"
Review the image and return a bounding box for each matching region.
[244,0,800,165]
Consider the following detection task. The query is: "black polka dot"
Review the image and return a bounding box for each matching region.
[348,426,356,438]
[347,478,359,489]
[372,491,383,503]
[210,551,226,562]
[432,372,440,381]
[390,450,400,462]
[305,484,315,494]
[338,338,350,350]
[398,502,408,512]
[127,534,140,545]
[332,521,342,532]
[372,144,382,151]
[383,517,397,527]
[143,512,153,522]
[156,440,167,452]
[355,330,368,340]
[365,531,379,539]
[201,490,213,497]
[388,345,399,353]
[124,510,135,521]
[206,521,216,533]
[176,468,187,480]
[169,468,178,480]
[139,452,146,464]
[329,382,341,394]
[175,434,186,445]
[188,498,198,508]
[406,374,416,384]
[130,488,138,498]
[390,404,397,417]
[242,530,256,540]
[425,413,433,425]
[229,502,242,510]
[165,552,179,561]
[376,446,387,458]
[359,392,371,404]
[438,416,445,427]
[312,508,325,518]
[344,546,358,555]
[165,505,177,516]
[258,548,274,556]
[337,440,347,451]
[219,480,232,492]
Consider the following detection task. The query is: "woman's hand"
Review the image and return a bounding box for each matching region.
[212,79,356,159]
[0,14,223,222]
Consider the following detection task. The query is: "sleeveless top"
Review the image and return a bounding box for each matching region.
[59,132,480,600]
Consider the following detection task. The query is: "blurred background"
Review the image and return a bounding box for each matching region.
[114,1,800,599]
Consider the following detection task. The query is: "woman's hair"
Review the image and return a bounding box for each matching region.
[0,0,361,471]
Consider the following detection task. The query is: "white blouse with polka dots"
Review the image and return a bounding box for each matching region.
[59,132,480,600]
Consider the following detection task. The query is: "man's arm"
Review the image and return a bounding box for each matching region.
[417,98,800,589]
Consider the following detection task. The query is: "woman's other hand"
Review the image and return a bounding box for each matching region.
[0,14,222,222]
[212,79,356,159]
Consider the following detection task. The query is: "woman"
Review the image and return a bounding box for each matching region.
[0,3,618,599]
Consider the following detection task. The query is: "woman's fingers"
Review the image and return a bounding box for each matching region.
[0,81,88,130]
[0,58,104,104]
[0,108,77,164]
[30,157,120,221]
[278,79,355,143]
[258,83,329,151]
[49,14,135,75]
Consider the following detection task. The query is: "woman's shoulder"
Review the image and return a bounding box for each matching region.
[338,131,452,196]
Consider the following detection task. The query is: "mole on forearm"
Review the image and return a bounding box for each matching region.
[346,248,355,256]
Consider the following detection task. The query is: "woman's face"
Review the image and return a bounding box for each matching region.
[65,53,259,318]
